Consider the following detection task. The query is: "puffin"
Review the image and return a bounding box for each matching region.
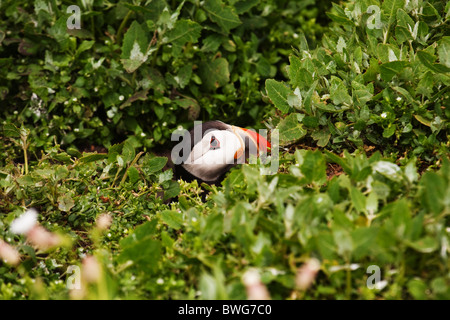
[170,121,271,185]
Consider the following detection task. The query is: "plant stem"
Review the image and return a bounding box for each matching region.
[119,152,144,186]
[116,10,133,45]
[23,147,28,175]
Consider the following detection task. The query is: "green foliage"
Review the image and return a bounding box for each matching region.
[0,0,449,301]
[265,0,449,162]
[0,0,329,152]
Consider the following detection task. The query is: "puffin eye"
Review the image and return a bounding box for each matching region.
[210,136,220,150]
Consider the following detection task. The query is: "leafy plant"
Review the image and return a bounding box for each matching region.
[265,0,449,163]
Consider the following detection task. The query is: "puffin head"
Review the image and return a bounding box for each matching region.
[172,121,271,184]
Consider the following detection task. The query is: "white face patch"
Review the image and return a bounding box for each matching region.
[182,129,244,182]
[184,130,242,165]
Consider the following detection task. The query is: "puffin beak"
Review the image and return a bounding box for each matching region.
[231,126,271,159]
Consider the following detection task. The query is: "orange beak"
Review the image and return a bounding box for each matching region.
[239,127,271,154]
[231,126,271,159]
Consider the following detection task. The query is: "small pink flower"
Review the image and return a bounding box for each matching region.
[26,225,60,250]
[0,239,20,266]
[296,258,321,290]
[96,213,112,231]
[242,269,271,300]
[82,255,101,283]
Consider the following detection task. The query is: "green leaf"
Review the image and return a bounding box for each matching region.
[414,114,431,127]
[301,150,327,185]
[203,0,242,33]
[276,114,307,146]
[120,21,150,73]
[408,279,427,300]
[198,57,230,91]
[437,37,450,68]
[75,40,95,57]
[330,77,352,106]
[420,172,446,215]
[58,194,75,212]
[164,180,180,200]
[161,210,183,229]
[379,61,408,81]
[395,25,413,44]
[350,187,366,213]
[127,166,140,184]
[407,236,439,253]
[351,227,378,259]
[2,123,21,138]
[288,55,313,89]
[163,19,202,57]
[311,130,331,147]
[78,153,107,164]
[332,227,353,258]
[121,140,136,164]
[265,79,291,113]
[144,156,168,174]
[118,220,161,271]
[382,0,405,26]
[118,237,161,271]
[417,50,450,73]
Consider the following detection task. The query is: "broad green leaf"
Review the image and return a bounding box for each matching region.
[301,150,327,185]
[372,161,402,181]
[414,114,431,127]
[380,61,408,81]
[78,153,107,163]
[58,194,75,212]
[265,79,291,113]
[407,236,439,253]
[121,140,136,164]
[395,25,413,43]
[351,227,378,259]
[163,19,202,57]
[144,156,168,174]
[2,123,21,138]
[417,50,450,73]
[408,279,427,300]
[163,180,180,200]
[352,81,373,107]
[437,37,450,68]
[396,8,414,29]
[330,77,352,106]
[382,0,405,26]
[120,21,149,72]
[127,166,140,184]
[332,227,353,258]
[120,220,158,248]
[75,40,95,57]
[203,0,241,33]
[118,237,161,271]
[198,57,230,91]
[420,172,446,215]
[118,220,161,271]
[161,210,183,229]
[350,187,366,213]
[234,0,259,14]
[276,114,307,146]
[288,55,313,89]
[311,130,331,147]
